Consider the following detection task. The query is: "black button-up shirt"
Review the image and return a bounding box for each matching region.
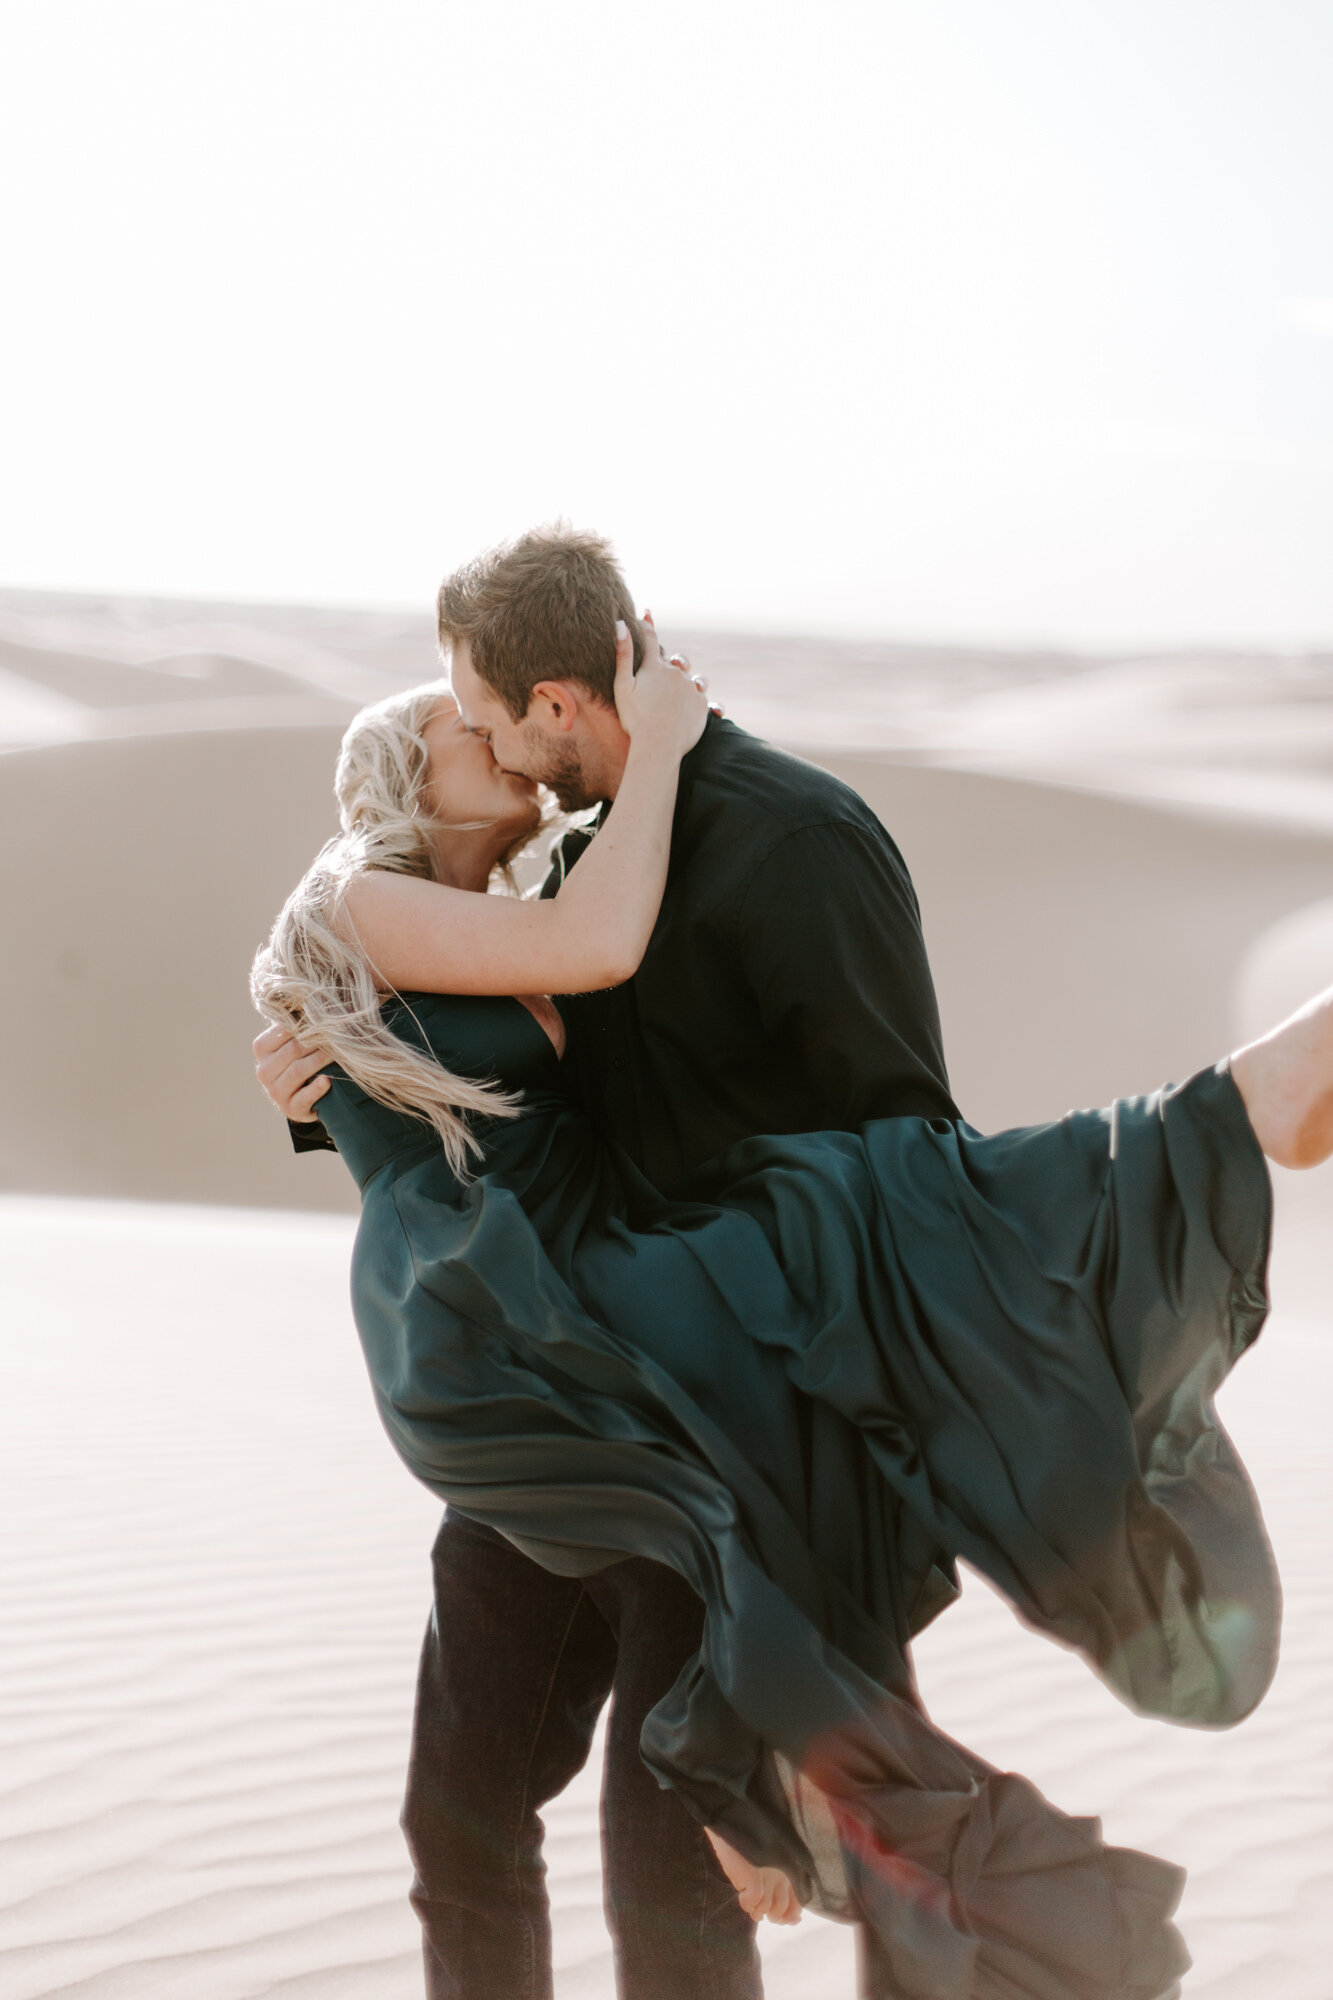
[292,716,957,1178]
[545,715,955,1191]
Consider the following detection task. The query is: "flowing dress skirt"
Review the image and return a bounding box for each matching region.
[324,1024,1276,2000]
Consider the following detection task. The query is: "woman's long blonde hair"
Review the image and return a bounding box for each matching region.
[250,681,539,1176]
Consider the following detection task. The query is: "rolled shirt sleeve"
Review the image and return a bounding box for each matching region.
[289,1117,338,1154]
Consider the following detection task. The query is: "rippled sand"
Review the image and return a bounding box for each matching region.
[0,1199,859,1996]
[2,1162,1329,1998]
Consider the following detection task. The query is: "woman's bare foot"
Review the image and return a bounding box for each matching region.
[705,1828,802,1925]
[1231,983,1333,1169]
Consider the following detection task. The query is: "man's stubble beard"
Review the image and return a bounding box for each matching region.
[519,723,604,814]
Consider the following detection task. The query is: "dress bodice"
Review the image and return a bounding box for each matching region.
[316,991,572,1190]
[388,991,567,1092]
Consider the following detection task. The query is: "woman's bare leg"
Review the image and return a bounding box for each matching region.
[1230,983,1333,1168]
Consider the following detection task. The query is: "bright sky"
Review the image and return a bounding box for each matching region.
[2,0,1331,644]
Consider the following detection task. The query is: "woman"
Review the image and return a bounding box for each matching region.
[253,625,1321,1999]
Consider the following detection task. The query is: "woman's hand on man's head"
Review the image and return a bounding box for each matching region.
[645,608,720,712]
[613,612,710,758]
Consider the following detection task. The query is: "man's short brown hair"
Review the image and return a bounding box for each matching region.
[437,524,645,720]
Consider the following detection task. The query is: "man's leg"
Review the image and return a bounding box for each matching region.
[403,1510,617,2000]
[586,1558,763,2000]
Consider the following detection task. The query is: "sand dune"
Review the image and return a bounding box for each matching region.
[7,583,1332,808]
[3,727,1331,1211]
[3,587,1333,1995]
[679,633,1333,805]
[0,588,438,749]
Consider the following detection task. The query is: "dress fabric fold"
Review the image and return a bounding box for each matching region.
[318,991,1278,2000]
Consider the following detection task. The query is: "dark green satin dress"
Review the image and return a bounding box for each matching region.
[319,991,1277,2000]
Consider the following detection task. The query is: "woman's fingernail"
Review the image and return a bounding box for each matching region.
[615,618,628,638]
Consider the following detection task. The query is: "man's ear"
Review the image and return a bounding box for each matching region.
[528,680,583,733]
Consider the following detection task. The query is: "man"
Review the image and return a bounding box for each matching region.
[256,524,958,2000]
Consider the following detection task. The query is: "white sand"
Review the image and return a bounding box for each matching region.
[0,1197,858,1998]
[2,1154,1329,1998]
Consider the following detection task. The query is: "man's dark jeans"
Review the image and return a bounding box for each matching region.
[402,1510,763,2000]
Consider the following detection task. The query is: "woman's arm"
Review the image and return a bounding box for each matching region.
[341,626,708,997]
